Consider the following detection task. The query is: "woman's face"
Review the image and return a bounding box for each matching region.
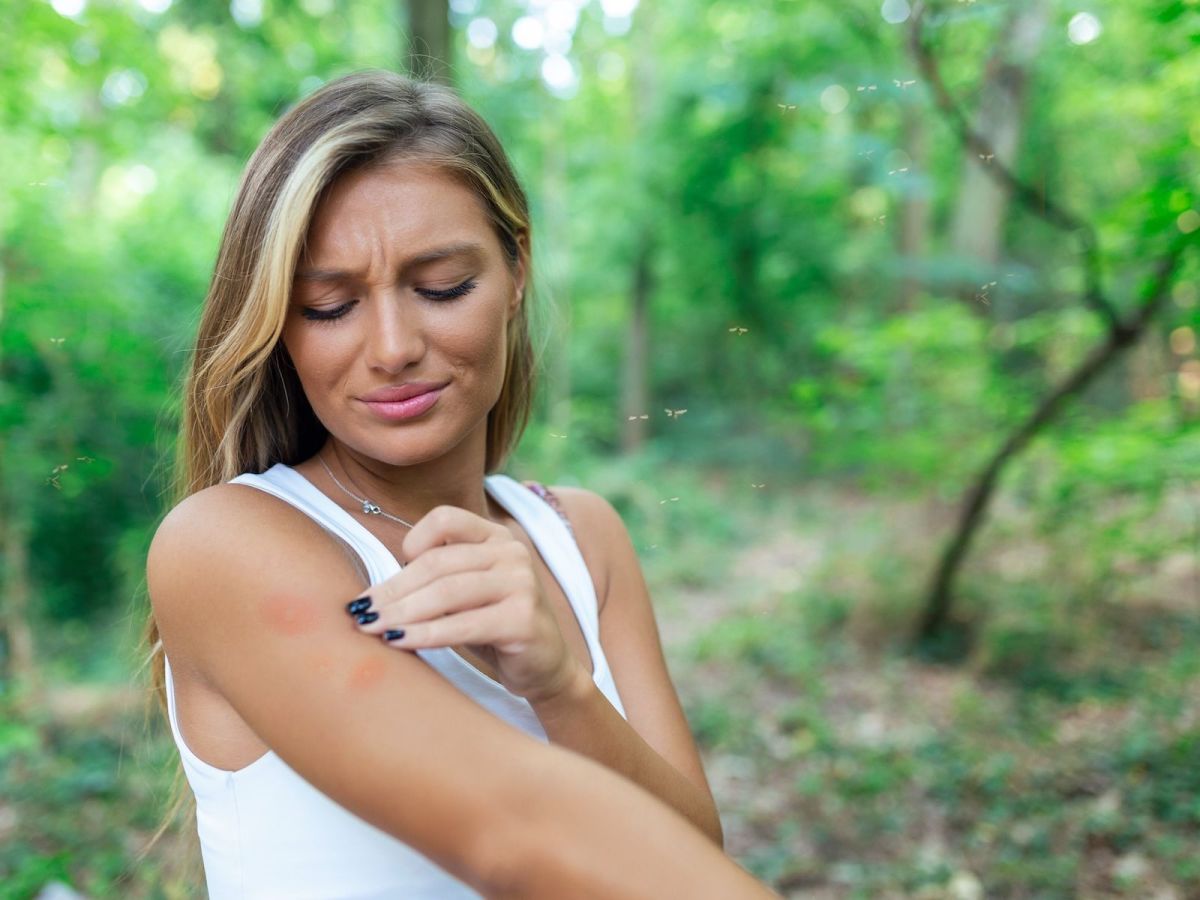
[282,161,526,468]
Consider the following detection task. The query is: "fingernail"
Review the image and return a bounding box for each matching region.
[383,629,406,641]
[346,597,372,615]
[356,611,379,625]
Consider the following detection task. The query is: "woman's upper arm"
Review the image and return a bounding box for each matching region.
[145,483,540,889]
[552,487,716,800]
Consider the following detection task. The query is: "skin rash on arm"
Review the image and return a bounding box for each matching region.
[257,592,322,637]
[251,589,402,698]
[253,526,383,686]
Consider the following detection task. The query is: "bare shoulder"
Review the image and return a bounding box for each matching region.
[543,486,633,615]
[150,480,355,565]
[147,481,364,667]
[545,484,624,534]
[152,479,339,547]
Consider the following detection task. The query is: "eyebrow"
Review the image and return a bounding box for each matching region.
[295,240,487,283]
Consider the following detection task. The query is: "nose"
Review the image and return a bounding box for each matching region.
[364,289,427,373]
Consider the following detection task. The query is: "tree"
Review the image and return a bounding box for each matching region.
[909,0,1199,646]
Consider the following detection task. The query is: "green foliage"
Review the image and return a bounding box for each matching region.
[2,0,1198,895]
[790,302,1014,487]
[0,691,194,898]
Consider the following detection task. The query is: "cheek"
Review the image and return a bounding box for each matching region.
[283,325,350,391]
[461,302,509,362]
[436,311,506,374]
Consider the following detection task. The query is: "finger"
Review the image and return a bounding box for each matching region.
[345,542,526,623]
[354,570,510,635]
[377,600,524,651]
[380,541,499,607]
[401,504,509,562]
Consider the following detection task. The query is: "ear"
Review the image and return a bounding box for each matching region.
[508,231,529,322]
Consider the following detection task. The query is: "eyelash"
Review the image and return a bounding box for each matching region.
[300,279,479,323]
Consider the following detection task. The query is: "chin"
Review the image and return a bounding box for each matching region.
[366,424,477,467]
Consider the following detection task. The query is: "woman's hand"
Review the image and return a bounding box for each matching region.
[345,505,584,705]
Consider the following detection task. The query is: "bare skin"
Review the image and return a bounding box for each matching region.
[150,160,777,895]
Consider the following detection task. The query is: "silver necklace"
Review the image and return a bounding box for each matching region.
[317,452,415,529]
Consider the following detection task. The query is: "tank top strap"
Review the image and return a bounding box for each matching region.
[521,481,576,540]
[227,464,396,584]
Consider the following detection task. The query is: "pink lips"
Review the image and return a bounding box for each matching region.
[360,386,444,421]
[360,381,447,402]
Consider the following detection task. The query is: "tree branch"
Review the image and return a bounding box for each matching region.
[908,0,1118,332]
[918,232,1192,641]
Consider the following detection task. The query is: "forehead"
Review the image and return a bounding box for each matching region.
[303,162,493,262]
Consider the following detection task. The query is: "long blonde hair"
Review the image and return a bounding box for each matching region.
[139,69,542,872]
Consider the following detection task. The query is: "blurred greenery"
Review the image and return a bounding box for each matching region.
[2,0,1199,897]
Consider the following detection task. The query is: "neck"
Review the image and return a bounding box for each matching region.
[315,432,500,527]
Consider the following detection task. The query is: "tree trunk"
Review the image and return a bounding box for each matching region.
[1127,328,1169,403]
[0,513,38,708]
[542,119,573,468]
[404,0,451,84]
[898,103,931,311]
[620,5,658,455]
[621,237,652,454]
[947,0,1048,282]
[0,259,40,711]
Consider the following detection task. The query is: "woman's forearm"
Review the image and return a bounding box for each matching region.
[479,730,776,899]
[529,663,724,846]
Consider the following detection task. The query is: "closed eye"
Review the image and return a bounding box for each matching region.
[300,303,355,324]
[299,279,479,324]
[300,301,356,323]
[417,278,477,300]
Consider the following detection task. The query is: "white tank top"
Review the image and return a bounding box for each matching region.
[163,462,628,899]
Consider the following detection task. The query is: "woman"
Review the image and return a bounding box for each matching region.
[143,70,776,898]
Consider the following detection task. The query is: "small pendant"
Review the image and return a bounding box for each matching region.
[363,500,382,515]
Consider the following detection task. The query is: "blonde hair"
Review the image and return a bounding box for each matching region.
[139,69,543,872]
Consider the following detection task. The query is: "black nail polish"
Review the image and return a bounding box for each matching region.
[346,597,372,615]
[356,611,379,625]
[383,629,405,641]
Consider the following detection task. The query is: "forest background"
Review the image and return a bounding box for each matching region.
[1,0,1198,897]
